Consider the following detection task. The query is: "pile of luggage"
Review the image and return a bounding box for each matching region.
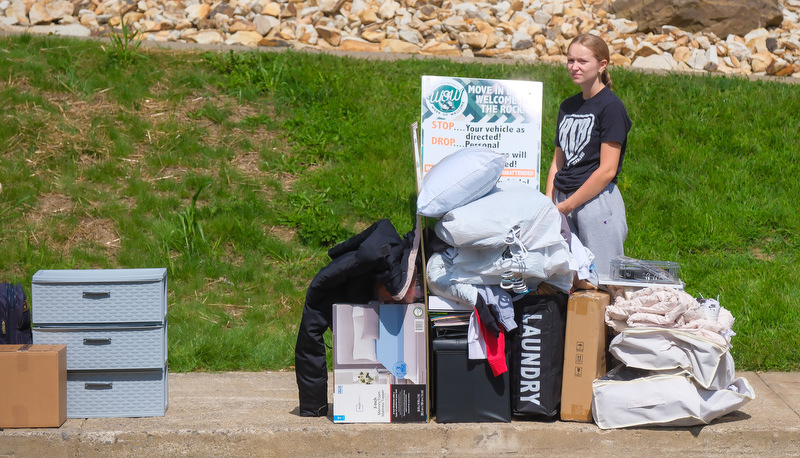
[417,145,755,427]
[296,145,755,427]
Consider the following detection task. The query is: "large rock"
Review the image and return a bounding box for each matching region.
[225,31,263,47]
[339,37,381,52]
[631,53,680,71]
[253,14,279,36]
[315,25,341,46]
[609,0,783,37]
[185,4,210,23]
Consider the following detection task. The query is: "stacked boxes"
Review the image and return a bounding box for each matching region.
[31,268,169,418]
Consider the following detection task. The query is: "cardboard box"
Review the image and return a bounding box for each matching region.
[0,344,67,428]
[560,291,610,422]
[332,303,428,423]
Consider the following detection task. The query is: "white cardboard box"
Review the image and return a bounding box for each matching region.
[332,302,428,423]
[427,295,472,312]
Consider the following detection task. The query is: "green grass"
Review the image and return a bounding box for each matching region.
[1,34,798,372]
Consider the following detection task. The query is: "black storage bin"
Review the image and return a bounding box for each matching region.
[432,336,511,423]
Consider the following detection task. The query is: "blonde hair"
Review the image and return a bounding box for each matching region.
[569,34,613,90]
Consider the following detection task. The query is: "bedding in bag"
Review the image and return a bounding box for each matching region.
[609,327,735,390]
[591,366,755,429]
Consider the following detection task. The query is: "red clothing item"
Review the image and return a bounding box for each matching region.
[474,308,507,376]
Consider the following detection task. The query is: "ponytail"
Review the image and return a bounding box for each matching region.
[601,69,613,90]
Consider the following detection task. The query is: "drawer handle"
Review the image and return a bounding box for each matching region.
[83,338,112,345]
[83,291,111,299]
[84,383,113,390]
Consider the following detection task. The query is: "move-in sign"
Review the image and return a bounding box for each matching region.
[420,76,543,189]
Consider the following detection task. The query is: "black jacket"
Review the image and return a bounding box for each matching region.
[295,219,419,417]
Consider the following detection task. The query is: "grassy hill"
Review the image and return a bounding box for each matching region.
[1,33,798,371]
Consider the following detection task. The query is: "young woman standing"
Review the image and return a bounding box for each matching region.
[545,33,632,279]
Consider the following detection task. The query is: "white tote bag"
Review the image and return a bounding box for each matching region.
[609,327,735,390]
[591,367,755,429]
[448,243,575,293]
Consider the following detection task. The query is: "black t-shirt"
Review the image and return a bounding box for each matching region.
[553,86,631,193]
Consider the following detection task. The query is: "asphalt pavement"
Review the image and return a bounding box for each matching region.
[2,370,799,457]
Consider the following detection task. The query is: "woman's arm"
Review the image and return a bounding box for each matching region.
[555,141,622,215]
[545,147,565,201]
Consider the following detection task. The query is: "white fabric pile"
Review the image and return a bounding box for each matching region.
[592,286,755,429]
[606,286,736,348]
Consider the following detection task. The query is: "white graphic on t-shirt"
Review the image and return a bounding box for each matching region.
[558,114,595,168]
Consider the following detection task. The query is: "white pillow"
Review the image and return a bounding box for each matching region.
[416,146,505,218]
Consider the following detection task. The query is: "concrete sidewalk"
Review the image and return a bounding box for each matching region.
[2,371,799,457]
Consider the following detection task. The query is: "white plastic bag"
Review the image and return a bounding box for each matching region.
[426,251,479,306]
[591,367,755,429]
[435,181,564,251]
[447,243,576,293]
[609,327,735,390]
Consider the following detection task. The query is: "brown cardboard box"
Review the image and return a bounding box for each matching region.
[0,344,67,428]
[560,290,610,422]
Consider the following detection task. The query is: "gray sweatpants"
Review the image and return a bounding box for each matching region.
[554,182,627,279]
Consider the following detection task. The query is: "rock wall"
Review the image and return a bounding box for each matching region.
[1,0,799,78]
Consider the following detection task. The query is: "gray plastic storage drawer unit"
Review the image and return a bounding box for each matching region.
[32,268,168,418]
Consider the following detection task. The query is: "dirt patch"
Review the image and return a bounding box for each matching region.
[749,234,780,262]
[232,151,263,177]
[349,220,371,235]
[750,242,775,262]
[277,162,320,192]
[69,218,121,252]
[26,193,121,255]
[225,102,260,125]
[220,242,246,267]
[2,75,32,92]
[148,165,191,184]
[751,246,775,262]
[220,303,251,322]
[37,193,73,216]
[267,225,296,243]
[48,89,119,158]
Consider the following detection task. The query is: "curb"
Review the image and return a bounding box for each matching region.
[2,371,799,456]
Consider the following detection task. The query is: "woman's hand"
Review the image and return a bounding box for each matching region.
[555,141,622,215]
[556,199,575,215]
